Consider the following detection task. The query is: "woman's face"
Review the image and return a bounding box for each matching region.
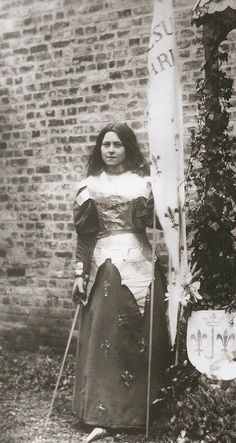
[101,131,126,167]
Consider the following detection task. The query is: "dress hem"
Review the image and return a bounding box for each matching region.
[80,419,145,430]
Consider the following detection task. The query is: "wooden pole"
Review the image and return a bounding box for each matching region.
[44,303,80,429]
[145,209,157,438]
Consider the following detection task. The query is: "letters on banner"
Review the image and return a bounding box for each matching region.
[148,0,187,346]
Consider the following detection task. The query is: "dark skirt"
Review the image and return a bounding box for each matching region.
[72,258,171,429]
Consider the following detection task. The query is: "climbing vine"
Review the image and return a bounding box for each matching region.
[186,29,236,311]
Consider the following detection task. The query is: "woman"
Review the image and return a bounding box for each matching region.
[72,123,171,442]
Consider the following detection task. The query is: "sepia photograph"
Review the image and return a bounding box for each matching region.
[0,1,235,442]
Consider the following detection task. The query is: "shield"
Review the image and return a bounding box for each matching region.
[187,310,236,380]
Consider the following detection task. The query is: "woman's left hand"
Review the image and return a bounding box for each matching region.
[72,276,88,304]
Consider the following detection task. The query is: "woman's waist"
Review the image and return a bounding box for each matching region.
[96,227,144,240]
[91,231,152,263]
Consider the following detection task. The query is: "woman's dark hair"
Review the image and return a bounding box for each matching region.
[87,122,149,176]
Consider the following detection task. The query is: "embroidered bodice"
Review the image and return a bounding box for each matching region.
[75,171,152,237]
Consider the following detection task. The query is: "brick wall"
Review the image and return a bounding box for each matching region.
[0,0,234,350]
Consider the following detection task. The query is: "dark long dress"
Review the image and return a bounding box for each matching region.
[72,171,171,429]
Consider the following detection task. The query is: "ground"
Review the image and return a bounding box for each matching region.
[0,389,166,443]
[1,344,236,443]
[0,346,170,443]
[1,389,80,443]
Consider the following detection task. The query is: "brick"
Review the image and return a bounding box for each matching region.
[32,130,40,138]
[69,136,86,143]
[0,249,7,257]
[67,107,77,115]
[10,159,28,167]
[75,27,84,35]
[64,97,83,105]
[52,40,71,48]
[12,176,29,184]
[7,268,26,277]
[24,149,34,156]
[30,44,48,53]
[65,118,77,125]
[0,194,8,201]
[85,26,97,34]
[49,119,64,126]
[88,1,103,12]
[45,175,63,182]
[36,166,50,173]
[78,106,88,113]
[100,33,115,41]
[51,99,63,106]
[0,88,8,96]
[51,79,68,87]
[43,14,53,21]
[2,297,11,305]
[136,67,148,77]
[184,60,201,70]
[23,28,37,35]
[74,55,94,64]
[55,251,73,259]
[118,9,131,18]
[3,32,20,39]
[51,21,69,31]
[40,82,50,90]
[129,38,140,46]
[13,48,28,55]
[109,71,122,80]
[100,104,109,111]
[24,18,33,25]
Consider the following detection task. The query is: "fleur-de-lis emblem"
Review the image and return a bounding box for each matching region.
[104,280,110,297]
[96,403,106,422]
[145,289,151,304]
[118,312,128,326]
[151,154,162,176]
[137,337,145,354]
[217,329,235,353]
[174,133,180,152]
[101,339,111,357]
[121,370,134,388]
[164,206,179,229]
[191,329,207,356]
[187,311,236,379]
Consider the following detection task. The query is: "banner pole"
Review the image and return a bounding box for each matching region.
[44,303,80,430]
[145,208,157,438]
[174,181,188,364]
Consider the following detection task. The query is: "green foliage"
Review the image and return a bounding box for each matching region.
[186,35,236,310]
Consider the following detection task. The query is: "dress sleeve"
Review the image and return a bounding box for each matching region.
[132,179,162,230]
[73,182,100,272]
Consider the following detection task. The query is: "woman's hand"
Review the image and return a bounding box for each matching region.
[72,276,88,304]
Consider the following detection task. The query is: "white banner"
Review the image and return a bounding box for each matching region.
[148,0,187,346]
